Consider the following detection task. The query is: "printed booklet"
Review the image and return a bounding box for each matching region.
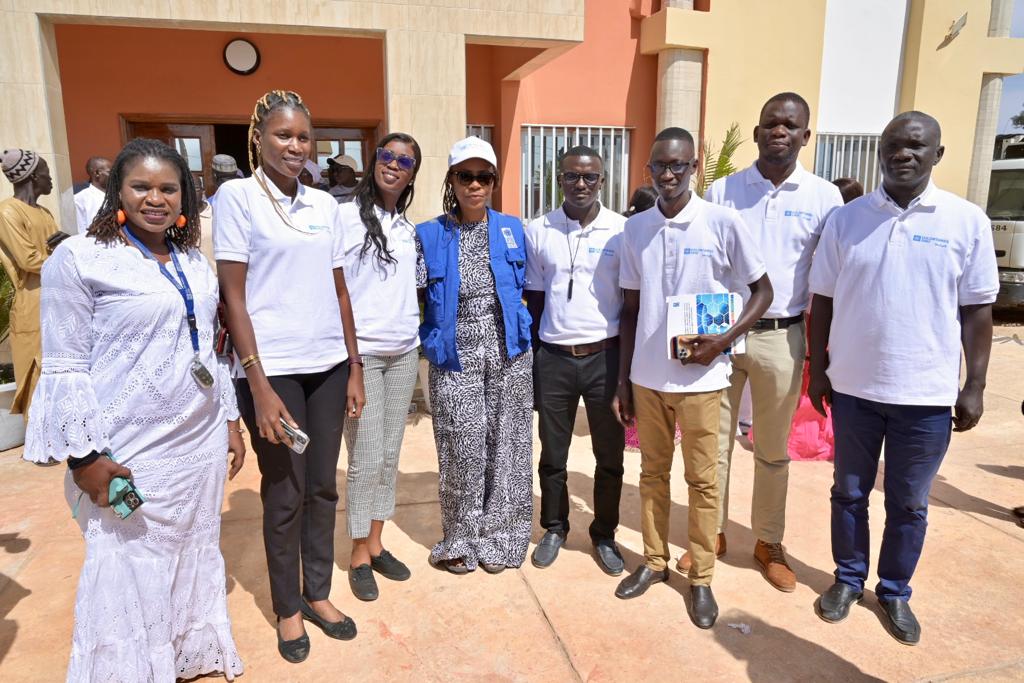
[665,292,746,360]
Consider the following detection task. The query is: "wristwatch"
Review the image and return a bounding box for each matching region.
[349,354,364,366]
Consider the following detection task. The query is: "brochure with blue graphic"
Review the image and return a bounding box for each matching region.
[665,292,746,359]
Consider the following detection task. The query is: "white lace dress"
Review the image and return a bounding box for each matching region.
[23,235,243,682]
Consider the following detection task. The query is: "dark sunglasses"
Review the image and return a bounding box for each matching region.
[376,147,416,171]
[450,170,496,187]
[648,160,694,176]
[559,172,602,186]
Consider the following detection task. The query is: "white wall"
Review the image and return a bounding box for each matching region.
[816,0,909,134]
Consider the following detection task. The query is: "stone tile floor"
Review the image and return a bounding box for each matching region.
[1,323,1022,682]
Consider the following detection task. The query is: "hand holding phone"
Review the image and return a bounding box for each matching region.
[279,418,310,454]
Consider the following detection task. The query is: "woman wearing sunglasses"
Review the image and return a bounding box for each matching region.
[416,136,533,574]
[338,134,422,600]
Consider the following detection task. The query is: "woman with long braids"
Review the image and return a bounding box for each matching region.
[416,136,534,574]
[338,133,422,600]
[24,138,245,681]
[215,90,365,663]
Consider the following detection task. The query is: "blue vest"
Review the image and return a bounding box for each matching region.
[416,209,532,372]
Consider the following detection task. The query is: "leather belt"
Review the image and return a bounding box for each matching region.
[751,314,804,331]
[542,337,619,357]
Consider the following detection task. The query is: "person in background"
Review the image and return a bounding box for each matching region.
[0,149,56,420]
[327,154,360,203]
[300,159,320,189]
[195,177,216,266]
[74,156,111,233]
[417,136,534,575]
[832,177,864,205]
[216,90,365,663]
[207,154,240,210]
[625,185,657,217]
[809,111,997,645]
[525,145,627,576]
[24,138,245,681]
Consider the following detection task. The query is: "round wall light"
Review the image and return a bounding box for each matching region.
[224,38,260,76]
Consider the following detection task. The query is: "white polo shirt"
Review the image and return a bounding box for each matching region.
[74,183,105,233]
[707,162,842,318]
[620,195,766,393]
[524,204,625,345]
[808,182,999,406]
[339,200,420,356]
[214,169,349,377]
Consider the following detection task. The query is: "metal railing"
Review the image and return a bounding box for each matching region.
[814,133,881,191]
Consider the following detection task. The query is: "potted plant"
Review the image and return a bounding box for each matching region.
[0,266,26,450]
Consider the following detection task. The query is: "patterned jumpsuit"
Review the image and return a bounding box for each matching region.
[418,219,534,570]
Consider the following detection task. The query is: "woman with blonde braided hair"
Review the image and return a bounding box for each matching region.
[215,90,366,663]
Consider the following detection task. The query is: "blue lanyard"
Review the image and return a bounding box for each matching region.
[123,227,200,355]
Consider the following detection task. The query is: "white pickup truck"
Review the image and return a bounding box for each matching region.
[989,158,1024,307]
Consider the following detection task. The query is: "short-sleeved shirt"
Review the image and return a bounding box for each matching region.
[707,162,843,318]
[338,200,420,356]
[74,184,105,233]
[524,204,626,345]
[808,182,999,406]
[213,169,348,377]
[620,194,766,393]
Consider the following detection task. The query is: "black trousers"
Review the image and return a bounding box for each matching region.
[237,361,349,618]
[535,344,625,542]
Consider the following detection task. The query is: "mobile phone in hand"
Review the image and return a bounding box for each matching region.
[279,418,310,454]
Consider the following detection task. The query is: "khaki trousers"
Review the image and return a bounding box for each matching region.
[717,323,805,543]
[633,384,721,585]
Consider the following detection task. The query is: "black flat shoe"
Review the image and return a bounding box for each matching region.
[814,582,864,623]
[592,539,625,576]
[481,562,506,574]
[687,585,719,629]
[614,565,668,599]
[531,531,565,568]
[371,549,411,581]
[276,617,310,663]
[349,564,379,601]
[300,600,357,641]
[880,597,921,645]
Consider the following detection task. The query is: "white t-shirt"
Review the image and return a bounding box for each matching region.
[213,169,348,377]
[524,204,625,345]
[620,194,766,393]
[74,184,105,233]
[808,182,999,406]
[707,162,843,318]
[329,184,357,204]
[338,200,420,356]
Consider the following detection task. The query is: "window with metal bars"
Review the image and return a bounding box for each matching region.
[814,133,881,192]
[466,124,494,144]
[520,125,631,219]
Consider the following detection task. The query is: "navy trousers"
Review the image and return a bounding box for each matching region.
[830,391,952,601]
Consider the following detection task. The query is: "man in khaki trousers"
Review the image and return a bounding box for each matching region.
[676,92,843,591]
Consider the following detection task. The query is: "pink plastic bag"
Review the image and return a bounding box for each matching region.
[750,361,834,461]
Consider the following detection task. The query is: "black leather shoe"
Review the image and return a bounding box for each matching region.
[880,597,921,645]
[614,565,668,599]
[814,582,864,623]
[593,539,625,576]
[300,600,357,641]
[276,618,310,663]
[371,549,411,581]
[531,531,565,568]
[687,585,719,629]
[349,564,379,601]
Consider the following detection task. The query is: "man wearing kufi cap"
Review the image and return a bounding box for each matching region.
[0,149,57,419]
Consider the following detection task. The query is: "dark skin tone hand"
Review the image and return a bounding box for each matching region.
[72,457,133,506]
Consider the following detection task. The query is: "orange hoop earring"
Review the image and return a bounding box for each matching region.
[175,214,187,228]
[116,209,126,225]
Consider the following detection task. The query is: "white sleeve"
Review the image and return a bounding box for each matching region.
[706,177,726,206]
[331,201,347,269]
[619,226,642,290]
[523,219,545,292]
[957,215,1000,305]
[809,213,842,298]
[212,181,251,263]
[74,194,89,233]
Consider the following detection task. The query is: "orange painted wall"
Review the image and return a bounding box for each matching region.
[55,24,386,183]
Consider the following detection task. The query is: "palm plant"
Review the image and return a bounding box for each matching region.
[0,268,12,346]
[695,122,743,197]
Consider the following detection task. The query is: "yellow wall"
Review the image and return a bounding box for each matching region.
[899,0,1024,195]
[641,2,830,170]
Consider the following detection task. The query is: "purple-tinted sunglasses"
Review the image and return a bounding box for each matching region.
[376,147,416,171]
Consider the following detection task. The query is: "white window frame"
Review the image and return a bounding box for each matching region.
[466,124,494,144]
[814,133,881,192]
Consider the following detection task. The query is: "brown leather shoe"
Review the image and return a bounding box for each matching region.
[676,533,726,573]
[754,539,796,592]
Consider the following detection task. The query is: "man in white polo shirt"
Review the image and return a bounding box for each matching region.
[680,92,843,591]
[808,111,997,645]
[525,145,627,576]
[612,128,773,629]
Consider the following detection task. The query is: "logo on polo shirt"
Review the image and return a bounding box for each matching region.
[911,234,949,248]
[588,247,615,256]
[683,247,714,257]
[783,210,815,220]
[307,224,331,233]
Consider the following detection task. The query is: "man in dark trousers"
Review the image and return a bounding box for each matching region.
[808,111,998,645]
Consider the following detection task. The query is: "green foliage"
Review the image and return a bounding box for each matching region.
[695,123,743,197]
[0,266,12,346]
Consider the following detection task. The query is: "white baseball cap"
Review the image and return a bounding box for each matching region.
[448,136,497,168]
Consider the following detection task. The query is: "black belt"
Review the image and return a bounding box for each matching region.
[751,314,803,331]
[541,337,619,357]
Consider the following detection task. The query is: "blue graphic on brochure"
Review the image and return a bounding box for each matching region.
[665,292,746,359]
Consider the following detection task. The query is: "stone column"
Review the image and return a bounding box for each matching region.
[966,0,1014,207]
[655,0,703,138]
[384,29,467,223]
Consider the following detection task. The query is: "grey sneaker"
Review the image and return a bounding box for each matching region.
[349,564,379,601]
[371,549,411,581]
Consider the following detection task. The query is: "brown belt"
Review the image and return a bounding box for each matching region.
[542,337,619,358]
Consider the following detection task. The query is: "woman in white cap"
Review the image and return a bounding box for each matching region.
[416,136,533,574]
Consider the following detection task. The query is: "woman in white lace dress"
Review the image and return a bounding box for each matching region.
[24,139,245,682]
